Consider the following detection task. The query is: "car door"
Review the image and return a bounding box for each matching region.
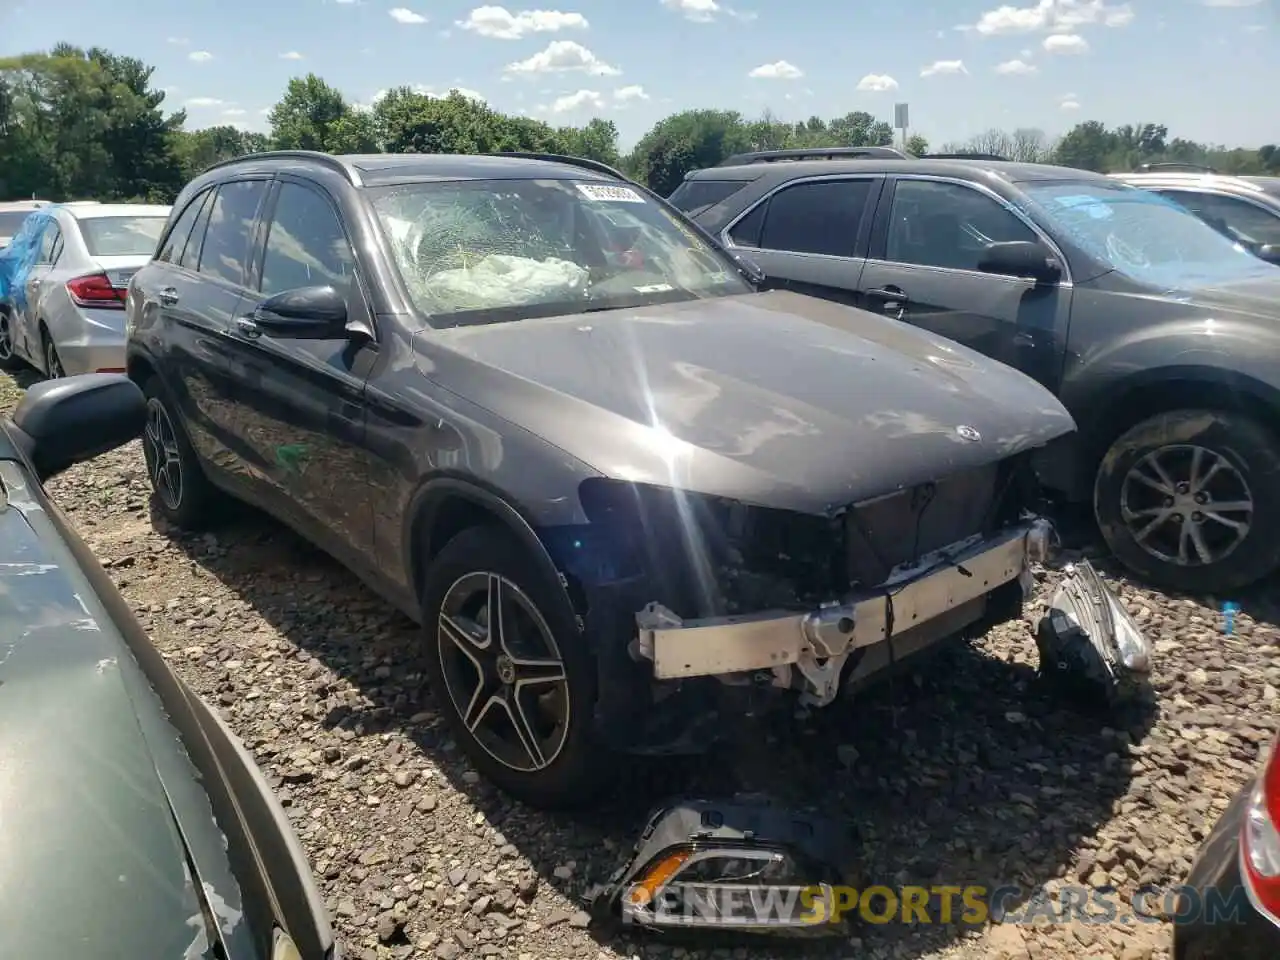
[14,219,62,363]
[722,176,882,308]
[220,176,376,564]
[859,176,1073,392]
[1154,188,1280,253]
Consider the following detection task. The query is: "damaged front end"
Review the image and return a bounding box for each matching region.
[589,795,857,938]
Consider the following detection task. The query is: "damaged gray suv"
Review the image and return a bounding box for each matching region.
[125,151,1149,808]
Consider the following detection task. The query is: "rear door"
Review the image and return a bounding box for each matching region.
[859,176,1073,392]
[721,176,883,308]
[218,176,376,563]
[13,219,62,362]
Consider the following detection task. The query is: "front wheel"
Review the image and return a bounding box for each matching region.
[1094,409,1280,593]
[419,525,607,809]
[0,312,24,371]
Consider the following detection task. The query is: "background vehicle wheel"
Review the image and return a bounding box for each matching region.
[1095,408,1280,593]
[419,525,605,809]
[41,327,65,378]
[0,311,23,371]
[141,375,220,529]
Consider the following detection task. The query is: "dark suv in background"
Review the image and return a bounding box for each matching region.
[674,150,1280,594]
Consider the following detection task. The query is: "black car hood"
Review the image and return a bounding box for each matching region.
[0,462,254,960]
[421,290,1075,515]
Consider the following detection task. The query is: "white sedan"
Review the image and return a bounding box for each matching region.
[0,202,170,377]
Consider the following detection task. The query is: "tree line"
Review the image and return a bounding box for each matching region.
[3,44,1278,205]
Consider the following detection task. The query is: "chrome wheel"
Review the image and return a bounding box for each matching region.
[44,338,64,378]
[0,315,12,361]
[437,571,571,773]
[143,398,184,511]
[1120,443,1253,567]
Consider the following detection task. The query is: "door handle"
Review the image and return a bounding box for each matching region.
[157,286,179,305]
[235,316,262,339]
[865,286,906,300]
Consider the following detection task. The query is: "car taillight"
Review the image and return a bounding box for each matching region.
[66,272,126,309]
[1241,739,1280,922]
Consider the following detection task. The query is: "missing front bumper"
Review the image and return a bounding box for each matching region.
[635,521,1048,706]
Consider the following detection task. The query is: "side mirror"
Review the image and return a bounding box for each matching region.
[977,240,1063,284]
[1255,244,1280,266]
[730,250,765,284]
[9,373,145,480]
[253,285,348,338]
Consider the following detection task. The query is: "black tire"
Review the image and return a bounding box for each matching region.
[419,525,606,809]
[141,375,221,529]
[0,310,23,371]
[41,326,65,379]
[1094,408,1280,593]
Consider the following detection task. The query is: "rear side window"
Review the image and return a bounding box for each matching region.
[198,180,269,286]
[157,191,208,264]
[1157,189,1280,247]
[668,179,748,216]
[758,180,873,257]
[181,192,216,270]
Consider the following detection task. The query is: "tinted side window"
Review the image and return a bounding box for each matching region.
[668,179,748,216]
[885,180,1037,272]
[181,191,215,271]
[1158,190,1280,247]
[758,180,872,257]
[729,201,768,248]
[198,180,268,286]
[259,182,356,296]
[157,190,208,263]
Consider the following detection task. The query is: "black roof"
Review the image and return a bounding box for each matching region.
[201,150,622,187]
[690,157,1110,185]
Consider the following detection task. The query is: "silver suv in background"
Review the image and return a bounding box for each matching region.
[0,202,170,376]
[1112,165,1280,263]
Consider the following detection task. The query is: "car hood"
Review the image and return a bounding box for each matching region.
[420,290,1075,515]
[0,461,256,960]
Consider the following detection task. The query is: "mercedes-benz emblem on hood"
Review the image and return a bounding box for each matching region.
[955,425,982,442]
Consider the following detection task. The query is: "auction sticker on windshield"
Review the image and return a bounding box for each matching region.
[1052,195,1113,219]
[577,183,647,203]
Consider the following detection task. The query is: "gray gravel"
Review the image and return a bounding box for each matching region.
[5,367,1279,960]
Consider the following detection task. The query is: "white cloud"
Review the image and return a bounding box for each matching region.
[920,59,967,77]
[614,84,649,102]
[223,108,247,116]
[1044,32,1089,53]
[1203,0,1263,5]
[186,97,224,107]
[458,6,588,39]
[972,0,1133,35]
[504,40,620,75]
[370,84,487,105]
[661,0,720,22]
[1060,97,1081,110]
[279,51,304,60]
[259,107,272,116]
[856,73,898,92]
[188,50,214,62]
[389,7,428,24]
[1246,23,1266,32]
[550,89,605,113]
[995,58,1037,74]
[166,36,189,45]
[748,60,803,79]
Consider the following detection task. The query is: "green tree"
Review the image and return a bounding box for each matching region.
[269,74,355,152]
[556,118,621,167]
[1052,120,1116,172]
[627,109,751,196]
[905,133,929,157]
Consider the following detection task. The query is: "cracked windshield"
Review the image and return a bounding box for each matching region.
[3,2,1280,960]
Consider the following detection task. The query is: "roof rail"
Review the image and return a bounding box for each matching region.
[199,150,359,184]
[718,146,910,166]
[1136,161,1217,174]
[496,152,631,182]
[922,152,1011,161]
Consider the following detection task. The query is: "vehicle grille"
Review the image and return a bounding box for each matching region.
[843,463,1000,588]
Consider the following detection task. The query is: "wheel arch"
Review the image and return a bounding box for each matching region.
[1073,365,1280,492]
[405,475,574,617]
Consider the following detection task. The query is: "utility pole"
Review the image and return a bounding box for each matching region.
[894,102,910,154]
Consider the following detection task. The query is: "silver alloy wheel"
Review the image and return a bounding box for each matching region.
[437,571,571,773]
[0,314,12,360]
[143,398,184,511]
[1119,443,1254,567]
[44,338,64,378]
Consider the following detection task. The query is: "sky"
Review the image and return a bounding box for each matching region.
[1,0,1276,150]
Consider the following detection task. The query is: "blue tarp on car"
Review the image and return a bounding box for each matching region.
[0,207,60,313]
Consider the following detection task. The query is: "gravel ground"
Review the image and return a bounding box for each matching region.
[5,367,1280,960]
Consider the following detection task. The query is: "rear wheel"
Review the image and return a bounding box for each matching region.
[1094,409,1280,593]
[0,312,23,371]
[141,375,221,529]
[419,525,606,809]
[41,327,64,379]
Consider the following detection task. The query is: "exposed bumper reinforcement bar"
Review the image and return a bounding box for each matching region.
[636,521,1046,683]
